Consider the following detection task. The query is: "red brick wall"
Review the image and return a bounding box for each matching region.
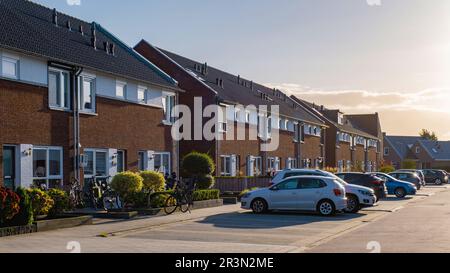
[336,142,352,163]
[301,135,323,161]
[266,130,297,169]
[0,79,73,185]
[353,145,366,163]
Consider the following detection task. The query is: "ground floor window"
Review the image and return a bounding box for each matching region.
[302,158,311,169]
[117,150,125,173]
[286,158,297,169]
[32,147,63,189]
[155,152,171,175]
[138,151,146,171]
[267,157,280,174]
[84,149,108,183]
[338,160,344,172]
[346,160,352,172]
[220,155,239,176]
[247,156,262,177]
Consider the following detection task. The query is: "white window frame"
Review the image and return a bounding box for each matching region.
[32,146,63,188]
[220,155,232,176]
[1,55,19,79]
[245,111,250,123]
[163,94,176,124]
[83,149,108,179]
[286,158,297,169]
[137,86,148,104]
[49,68,71,110]
[154,152,171,174]
[79,75,96,113]
[116,80,127,99]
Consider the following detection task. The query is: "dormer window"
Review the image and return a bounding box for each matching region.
[416,146,420,154]
[338,113,344,125]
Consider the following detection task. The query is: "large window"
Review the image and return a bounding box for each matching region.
[267,157,280,173]
[49,69,70,110]
[84,149,108,182]
[286,158,297,169]
[1,56,19,79]
[163,95,176,123]
[116,81,127,99]
[155,152,171,175]
[32,147,63,189]
[248,156,262,177]
[80,75,95,113]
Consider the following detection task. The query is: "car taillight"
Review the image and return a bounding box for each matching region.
[333,189,343,196]
[372,180,383,185]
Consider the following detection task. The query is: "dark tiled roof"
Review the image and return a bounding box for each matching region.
[156,47,326,125]
[0,0,179,90]
[291,96,379,139]
[418,140,450,160]
[384,136,423,159]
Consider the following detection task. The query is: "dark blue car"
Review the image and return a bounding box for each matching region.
[370,172,417,198]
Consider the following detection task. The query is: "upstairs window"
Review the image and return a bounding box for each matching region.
[384,147,390,156]
[80,75,96,113]
[163,95,176,123]
[138,86,147,104]
[49,69,70,110]
[1,56,19,79]
[116,81,127,99]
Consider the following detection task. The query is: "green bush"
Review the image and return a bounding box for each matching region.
[48,189,70,217]
[149,192,172,208]
[192,189,220,201]
[196,175,215,190]
[127,191,148,208]
[27,188,54,217]
[10,188,34,226]
[140,171,166,192]
[380,165,396,174]
[402,160,417,170]
[111,172,143,203]
[182,152,215,177]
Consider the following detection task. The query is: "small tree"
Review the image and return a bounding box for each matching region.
[402,160,417,169]
[111,172,143,204]
[140,171,166,193]
[419,129,438,141]
[182,152,215,189]
[379,165,395,174]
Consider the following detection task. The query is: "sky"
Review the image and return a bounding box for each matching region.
[34,0,450,139]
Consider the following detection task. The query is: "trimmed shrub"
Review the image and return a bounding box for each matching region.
[111,172,143,203]
[140,171,166,192]
[196,175,215,190]
[380,165,396,174]
[149,192,172,208]
[0,187,21,227]
[10,187,34,226]
[182,152,215,177]
[27,188,54,218]
[127,191,148,208]
[48,189,70,217]
[402,160,417,170]
[192,189,220,201]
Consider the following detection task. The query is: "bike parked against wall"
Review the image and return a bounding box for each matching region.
[164,178,196,215]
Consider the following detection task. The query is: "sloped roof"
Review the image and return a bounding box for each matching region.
[418,140,450,160]
[0,0,180,91]
[384,135,422,159]
[155,47,326,125]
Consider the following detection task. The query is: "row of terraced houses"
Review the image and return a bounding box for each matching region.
[0,0,384,190]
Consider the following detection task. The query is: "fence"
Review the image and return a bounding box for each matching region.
[213,177,272,193]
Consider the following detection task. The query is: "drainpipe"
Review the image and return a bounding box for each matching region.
[73,67,83,183]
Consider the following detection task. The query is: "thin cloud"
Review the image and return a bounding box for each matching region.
[66,0,81,6]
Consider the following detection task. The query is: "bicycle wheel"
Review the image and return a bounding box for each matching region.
[164,195,178,215]
[180,195,190,213]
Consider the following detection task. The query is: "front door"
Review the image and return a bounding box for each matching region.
[3,146,16,189]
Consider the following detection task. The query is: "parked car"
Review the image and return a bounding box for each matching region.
[369,172,417,198]
[389,172,422,189]
[398,169,426,187]
[271,169,377,213]
[335,172,387,200]
[421,169,449,185]
[241,176,347,216]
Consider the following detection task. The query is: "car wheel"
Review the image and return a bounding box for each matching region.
[394,187,406,198]
[435,179,443,185]
[251,198,268,214]
[317,200,336,216]
[345,195,360,213]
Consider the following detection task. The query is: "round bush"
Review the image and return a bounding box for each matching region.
[0,187,21,226]
[380,165,395,174]
[196,175,215,190]
[27,188,54,217]
[111,172,143,202]
[48,189,70,217]
[140,171,166,192]
[149,192,171,208]
[182,152,215,177]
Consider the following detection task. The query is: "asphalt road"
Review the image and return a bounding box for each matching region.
[0,185,448,253]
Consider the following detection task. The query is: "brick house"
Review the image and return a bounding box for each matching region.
[291,98,382,172]
[384,135,450,170]
[0,0,182,189]
[135,40,327,177]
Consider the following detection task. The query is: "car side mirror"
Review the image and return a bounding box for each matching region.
[270,186,279,191]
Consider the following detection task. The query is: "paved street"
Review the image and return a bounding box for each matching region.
[0,186,448,253]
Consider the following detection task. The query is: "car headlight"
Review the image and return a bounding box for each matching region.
[242,193,252,199]
[358,190,373,196]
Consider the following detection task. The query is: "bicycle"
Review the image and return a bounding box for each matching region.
[100,177,122,211]
[69,177,85,209]
[163,179,195,215]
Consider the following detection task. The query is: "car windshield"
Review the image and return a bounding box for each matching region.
[326,172,348,186]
